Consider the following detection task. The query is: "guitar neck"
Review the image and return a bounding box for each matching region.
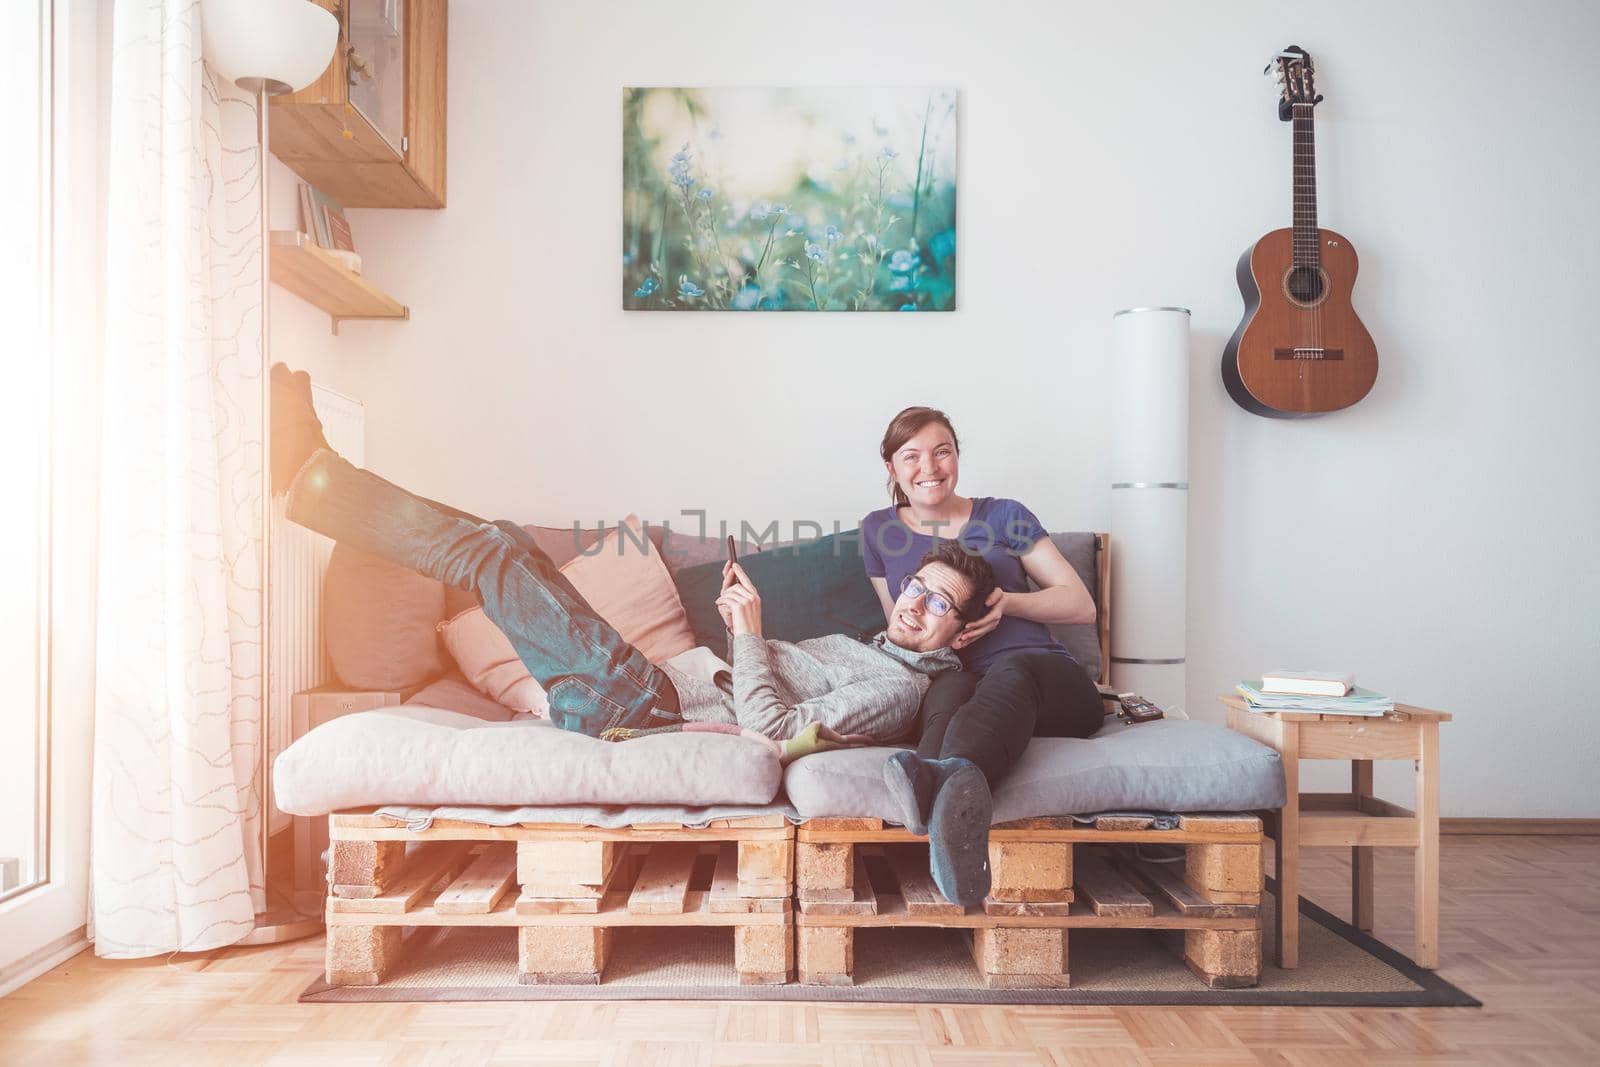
[1292,101,1319,269]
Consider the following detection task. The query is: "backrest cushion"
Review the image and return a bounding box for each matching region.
[557,514,697,664]
[323,543,445,690]
[437,606,550,716]
[1037,532,1103,681]
[674,530,886,654]
[441,520,672,618]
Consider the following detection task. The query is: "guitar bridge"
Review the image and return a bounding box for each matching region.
[1273,347,1345,361]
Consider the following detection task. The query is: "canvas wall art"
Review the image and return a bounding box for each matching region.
[623,87,958,312]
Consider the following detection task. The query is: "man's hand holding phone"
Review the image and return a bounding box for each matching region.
[716,560,764,637]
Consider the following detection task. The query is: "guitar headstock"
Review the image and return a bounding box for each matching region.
[1267,45,1323,121]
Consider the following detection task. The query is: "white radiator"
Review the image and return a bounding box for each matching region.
[266,384,363,832]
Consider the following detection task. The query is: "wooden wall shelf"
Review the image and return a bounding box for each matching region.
[270,231,408,336]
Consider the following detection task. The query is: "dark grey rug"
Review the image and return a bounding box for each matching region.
[301,892,1478,1007]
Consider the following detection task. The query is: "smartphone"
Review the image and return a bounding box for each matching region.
[723,535,739,588]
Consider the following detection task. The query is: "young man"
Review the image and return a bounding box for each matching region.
[271,365,1000,903]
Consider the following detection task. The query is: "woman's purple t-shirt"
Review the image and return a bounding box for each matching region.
[861,497,1070,674]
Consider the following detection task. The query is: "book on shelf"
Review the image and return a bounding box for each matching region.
[297,183,326,248]
[299,183,353,254]
[322,203,355,252]
[1236,681,1394,716]
[1260,669,1355,697]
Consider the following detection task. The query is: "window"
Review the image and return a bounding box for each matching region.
[0,0,52,904]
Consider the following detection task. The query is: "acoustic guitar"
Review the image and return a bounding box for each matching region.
[1222,46,1378,418]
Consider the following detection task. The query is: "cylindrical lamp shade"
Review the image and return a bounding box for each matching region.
[1109,307,1190,714]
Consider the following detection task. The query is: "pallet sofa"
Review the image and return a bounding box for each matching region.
[275,523,1286,991]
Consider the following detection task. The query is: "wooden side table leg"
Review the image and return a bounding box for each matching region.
[1276,722,1301,969]
[1351,759,1375,932]
[1414,721,1441,968]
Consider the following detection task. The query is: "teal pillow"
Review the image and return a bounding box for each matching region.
[673,531,886,654]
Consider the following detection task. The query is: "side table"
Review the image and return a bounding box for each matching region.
[1220,695,1451,969]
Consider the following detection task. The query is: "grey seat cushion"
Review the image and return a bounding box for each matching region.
[273,703,783,817]
[782,718,1285,824]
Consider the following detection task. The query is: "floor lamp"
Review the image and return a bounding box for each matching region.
[1110,307,1191,715]
[200,0,338,946]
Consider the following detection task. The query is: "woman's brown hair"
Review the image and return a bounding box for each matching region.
[879,406,961,507]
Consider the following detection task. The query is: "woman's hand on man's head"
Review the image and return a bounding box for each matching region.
[951,587,1005,650]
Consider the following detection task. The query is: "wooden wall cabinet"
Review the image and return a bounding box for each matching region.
[271,0,447,208]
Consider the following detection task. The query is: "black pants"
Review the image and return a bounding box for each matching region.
[916,650,1103,784]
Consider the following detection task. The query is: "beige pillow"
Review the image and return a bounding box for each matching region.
[437,606,549,717]
[559,513,697,664]
[439,513,698,715]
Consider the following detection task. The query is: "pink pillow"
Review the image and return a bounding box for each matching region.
[559,514,697,664]
[437,606,549,717]
[439,514,698,715]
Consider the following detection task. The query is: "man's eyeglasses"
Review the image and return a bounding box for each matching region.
[899,573,961,618]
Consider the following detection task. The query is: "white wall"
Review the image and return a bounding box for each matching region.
[273,0,1600,817]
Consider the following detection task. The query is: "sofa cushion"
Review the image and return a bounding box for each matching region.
[1038,532,1102,681]
[558,514,697,663]
[272,703,782,816]
[675,530,885,653]
[407,673,519,722]
[436,608,549,716]
[324,543,446,690]
[442,520,673,617]
[782,718,1285,824]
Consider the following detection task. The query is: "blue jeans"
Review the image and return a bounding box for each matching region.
[285,449,682,736]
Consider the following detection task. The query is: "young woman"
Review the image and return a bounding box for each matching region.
[862,406,1105,899]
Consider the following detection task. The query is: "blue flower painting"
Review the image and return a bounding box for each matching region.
[623,87,958,311]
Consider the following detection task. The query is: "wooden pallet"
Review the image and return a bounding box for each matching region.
[793,815,1264,989]
[322,812,794,986]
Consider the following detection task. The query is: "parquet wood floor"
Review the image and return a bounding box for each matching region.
[1,835,1595,1065]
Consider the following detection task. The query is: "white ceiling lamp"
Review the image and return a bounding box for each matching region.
[201,0,339,948]
[201,0,339,97]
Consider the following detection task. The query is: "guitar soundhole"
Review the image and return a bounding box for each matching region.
[1281,265,1329,308]
[1287,267,1324,303]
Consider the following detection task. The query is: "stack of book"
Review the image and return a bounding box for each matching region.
[298,182,360,272]
[1236,670,1394,716]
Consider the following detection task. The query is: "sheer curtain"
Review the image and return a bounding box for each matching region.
[92,0,266,957]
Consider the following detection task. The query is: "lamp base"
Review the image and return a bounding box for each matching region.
[235,76,294,97]
[238,896,322,945]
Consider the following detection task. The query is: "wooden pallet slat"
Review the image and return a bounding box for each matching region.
[1074,854,1155,917]
[884,845,963,916]
[627,843,699,915]
[1120,850,1260,918]
[433,846,519,915]
[1177,813,1263,834]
